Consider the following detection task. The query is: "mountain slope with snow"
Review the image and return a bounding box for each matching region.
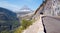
[16,6,33,17]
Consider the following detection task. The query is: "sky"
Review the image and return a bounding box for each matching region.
[0,0,43,12]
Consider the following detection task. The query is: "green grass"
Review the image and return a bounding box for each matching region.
[13,19,34,33]
[0,19,34,33]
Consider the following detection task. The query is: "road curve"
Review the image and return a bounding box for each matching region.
[43,16,60,33]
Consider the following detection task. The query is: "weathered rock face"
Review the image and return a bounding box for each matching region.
[44,0,60,16]
[0,7,20,31]
[34,0,60,16]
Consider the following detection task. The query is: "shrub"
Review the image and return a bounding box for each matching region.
[13,19,33,33]
[1,30,10,33]
[13,26,23,33]
[21,19,33,29]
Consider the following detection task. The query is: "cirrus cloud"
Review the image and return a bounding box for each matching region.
[0,1,20,12]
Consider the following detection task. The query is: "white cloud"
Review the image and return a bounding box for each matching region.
[0,1,20,12]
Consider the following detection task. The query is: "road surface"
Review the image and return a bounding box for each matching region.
[43,16,60,33]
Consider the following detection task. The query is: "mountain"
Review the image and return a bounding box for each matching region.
[0,7,17,20]
[0,7,20,32]
[16,6,33,17]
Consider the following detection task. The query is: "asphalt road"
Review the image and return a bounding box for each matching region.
[43,16,60,33]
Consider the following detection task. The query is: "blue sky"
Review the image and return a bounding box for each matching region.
[0,0,43,12]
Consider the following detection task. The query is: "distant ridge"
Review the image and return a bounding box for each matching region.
[20,6,32,11]
[0,7,20,31]
[16,6,33,17]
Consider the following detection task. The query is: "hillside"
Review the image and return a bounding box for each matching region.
[0,7,20,32]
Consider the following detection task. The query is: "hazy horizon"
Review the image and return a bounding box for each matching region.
[0,0,43,12]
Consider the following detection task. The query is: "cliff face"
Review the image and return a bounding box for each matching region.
[0,7,20,31]
[34,0,60,16]
[32,0,60,21]
[44,0,60,16]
